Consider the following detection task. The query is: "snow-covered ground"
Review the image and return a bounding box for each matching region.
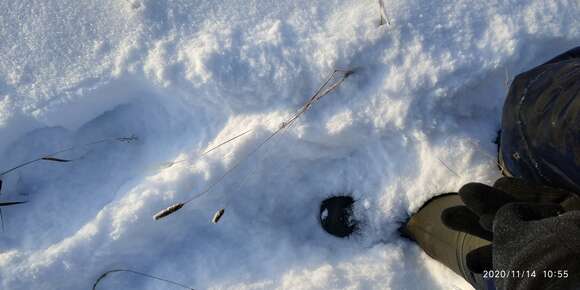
[0,0,578,289]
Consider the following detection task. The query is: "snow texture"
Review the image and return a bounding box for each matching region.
[0,0,579,289]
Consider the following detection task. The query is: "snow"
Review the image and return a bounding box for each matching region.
[0,0,579,289]
[321,209,329,221]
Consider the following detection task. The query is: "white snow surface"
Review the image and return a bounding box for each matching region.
[0,0,579,289]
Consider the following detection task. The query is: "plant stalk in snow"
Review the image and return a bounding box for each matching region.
[158,129,253,170]
[153,69,353,221]
[0,135,138,177]
[0,135,137,232]
[92,269,194,290]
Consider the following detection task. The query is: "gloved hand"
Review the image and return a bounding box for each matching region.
[442,177,580,289]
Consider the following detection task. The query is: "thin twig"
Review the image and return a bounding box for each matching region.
[92,269,194,290]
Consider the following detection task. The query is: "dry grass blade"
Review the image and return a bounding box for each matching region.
[159,129,253,170]
[41,157,72,162]
[0,201,26,233]
[0,201,27,206]
[437,157,460,178]
[153,69,353,219]
[201,130,253,156]
[92,269,194,290]
[281,69,352,128]
[153,203,185,220]
[0,135,137,177]
[0,136,135,232]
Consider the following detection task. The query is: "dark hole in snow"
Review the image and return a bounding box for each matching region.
[320,195,357,238]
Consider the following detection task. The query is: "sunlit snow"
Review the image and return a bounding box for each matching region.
[0,0,579,289]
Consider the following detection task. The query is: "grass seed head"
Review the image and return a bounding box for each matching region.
[212,208,225,224]
[153,203,185,220]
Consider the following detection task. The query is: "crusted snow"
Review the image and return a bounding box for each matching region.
[0,0,579,289]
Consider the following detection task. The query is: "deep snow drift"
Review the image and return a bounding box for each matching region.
[0,0,579,289]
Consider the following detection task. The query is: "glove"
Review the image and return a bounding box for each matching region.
[442,177,580,289]
[492,203,580,290]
